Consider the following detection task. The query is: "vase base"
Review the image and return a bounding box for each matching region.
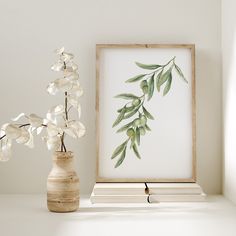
[47,200,79,213]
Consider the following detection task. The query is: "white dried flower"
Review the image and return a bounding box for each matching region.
[4,124,22,139]
[0,48,85,160]
[51,61,64,72]
[43,135,61,151]
[54,47,65,55]
[64,120,85,139]
[28,114,44,128]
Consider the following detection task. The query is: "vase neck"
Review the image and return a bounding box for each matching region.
[52,152,74,170]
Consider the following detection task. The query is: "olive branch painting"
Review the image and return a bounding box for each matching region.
[111,57,188,168]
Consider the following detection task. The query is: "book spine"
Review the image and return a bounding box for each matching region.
[149,194,206,202]
[91,195,148,203]
[94,189,146,195]
[149,189,202,195]
[94,189,202,195]
[90,194,206,203]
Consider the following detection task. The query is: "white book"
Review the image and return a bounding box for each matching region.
[93,183,203,195]
[90,192,206,203]
[148,183,203,195]
[149,193,206,202]
[93,183,146,195]
[91,193,149,203]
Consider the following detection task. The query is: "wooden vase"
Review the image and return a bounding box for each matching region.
[47,151,79,212]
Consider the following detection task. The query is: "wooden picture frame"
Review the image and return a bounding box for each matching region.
[96,44,196,183]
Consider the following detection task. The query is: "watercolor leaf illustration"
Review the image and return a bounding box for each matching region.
[111,56,188,168]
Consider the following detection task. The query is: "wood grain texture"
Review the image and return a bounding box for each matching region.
[96,44,196,183]
[47,151,79,212]
[96,178,196,183]
[191,45,197,181]
[96,46,101,182]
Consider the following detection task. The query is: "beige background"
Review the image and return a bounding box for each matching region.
[0,0,222,194]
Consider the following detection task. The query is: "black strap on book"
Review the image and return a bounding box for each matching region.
[145,183,151,203]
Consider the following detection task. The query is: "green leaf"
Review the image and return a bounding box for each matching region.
[126,74,146,83]
[111,140,128,159]
[139,127,146,135]
[145,124,151,131]
[136,127,140,145]
[133,143,141,159]
[112,108,126,127]
[156,70,163,92]
[115,147,127,168]
[115,93,138,100]
[174,64,188,83]
[116,121,133,133]
[126,106,135,112]
[163,73,172,96]
[130,136,136,149]
[157,67,171,89]
[143,106,154,120]
[117,105,134,113]
[148,74,154,101]
[140,115,147,126]
[135,62,162,70]
[124,105,141,119]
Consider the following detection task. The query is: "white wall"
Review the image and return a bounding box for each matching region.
[222,0,236,203]
[0,0,222,194]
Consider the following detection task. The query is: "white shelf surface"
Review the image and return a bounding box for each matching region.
[0,195,236,236]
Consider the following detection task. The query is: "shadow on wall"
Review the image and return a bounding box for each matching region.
[195,48,222,194]
[223,24,236,202]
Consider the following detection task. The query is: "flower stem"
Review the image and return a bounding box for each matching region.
[65,92,68,120]
[60,57,69,152]
[145,56,176,76]
[60,133,66,152]
[163,56,176,67]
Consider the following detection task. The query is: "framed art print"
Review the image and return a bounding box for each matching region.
[96,44,196,183]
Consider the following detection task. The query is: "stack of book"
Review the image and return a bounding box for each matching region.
[90,183,206,203]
